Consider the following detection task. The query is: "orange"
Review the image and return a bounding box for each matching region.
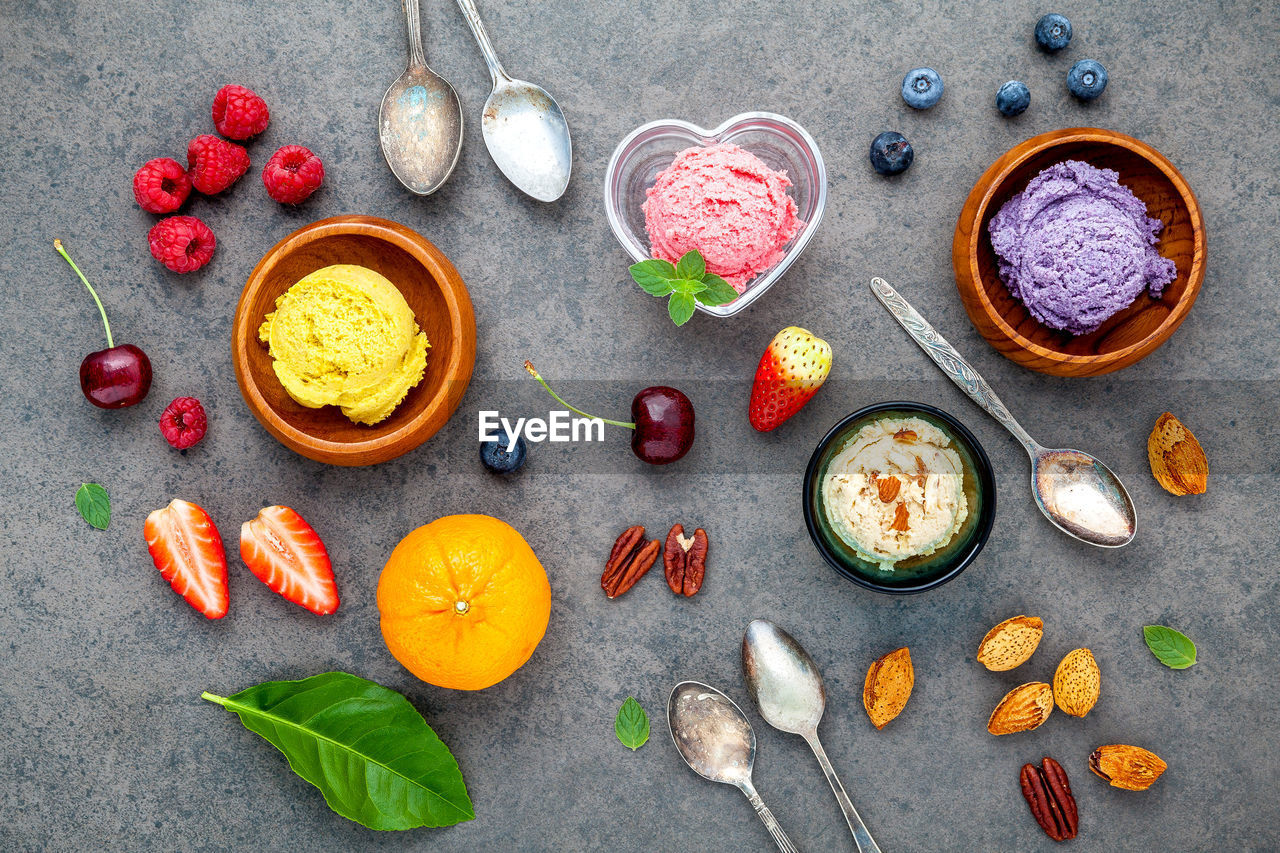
[377,514,551,690]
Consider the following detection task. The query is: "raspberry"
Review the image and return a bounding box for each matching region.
[262,145,325,204]
[132,158,192,214]
[211,84,270,140]
[187,134,250,194]
[148,216,216,273]
[159,397,208,449]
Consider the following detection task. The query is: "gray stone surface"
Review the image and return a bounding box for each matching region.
[1,0,1277,849]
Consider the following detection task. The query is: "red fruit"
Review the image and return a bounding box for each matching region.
[144,499,229,619]
[748,326,833,432]
[240,506,338,615]
[211,84,270,140]
[147,215,216,273]
[159,397,207,449]
[132,158,191,213]
[262,145,325,204]
[186,134,249,194]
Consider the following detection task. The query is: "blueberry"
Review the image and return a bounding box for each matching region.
[901,67,943,109]
[480,429,527,474]
[996,81,1031,117]
[1067,59,1108,100]
[869,132,914,176]
[1035,13,1072,52]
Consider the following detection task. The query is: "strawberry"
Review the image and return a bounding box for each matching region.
[239,506,338,615]
[748,326,832,432]
[144,499,229,619]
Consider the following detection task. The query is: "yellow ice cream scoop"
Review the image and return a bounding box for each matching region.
[259,264,429,426]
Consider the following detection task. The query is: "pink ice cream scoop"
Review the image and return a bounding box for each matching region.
[643,143,802,292]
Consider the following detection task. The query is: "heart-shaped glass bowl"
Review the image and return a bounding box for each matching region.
[604,112,826,317]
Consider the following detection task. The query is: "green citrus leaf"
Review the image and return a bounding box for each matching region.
[675,250,706,281]
[203,672,474,830]
[629,259,678,294]
[668,291,697,326]
[1143,625,1197,669]
[698,276,739,306]
[614,697,649,751]
[75,483,110,530]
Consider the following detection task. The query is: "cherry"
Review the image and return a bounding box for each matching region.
[525,361,695,465]
[56,240,152,409]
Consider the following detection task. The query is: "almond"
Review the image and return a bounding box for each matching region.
[1053,648,1100,717]
[1089,744,1167,791]
[1148,412,1208,495]
[863,647,913,730]
[976,615,1044,671]
[894,428,918,443]
[889,502,910,531]
[876,475,901,503]
[987,682,1054,735]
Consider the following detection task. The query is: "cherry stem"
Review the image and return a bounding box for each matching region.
[523,360,635,429]
[55,239,114,349]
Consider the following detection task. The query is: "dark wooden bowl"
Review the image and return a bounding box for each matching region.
[953,128,1205,376]
[232,215,476,466]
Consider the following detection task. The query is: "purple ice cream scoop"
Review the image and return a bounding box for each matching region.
[988,160,1177,335]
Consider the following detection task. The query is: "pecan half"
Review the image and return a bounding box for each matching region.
[1019,756,1078,841]
[602,538,659,599]
[663,523,709,596]
[890,502,910,531]
[876,476,901,503]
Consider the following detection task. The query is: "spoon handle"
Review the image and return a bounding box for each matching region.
[454,0,509,85]
[869,277,1038,453]
[740,781,801,853]
[805,734,882,853]
[402,0,427,68]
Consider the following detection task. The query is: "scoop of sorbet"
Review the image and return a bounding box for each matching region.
[642,143,802,292]
[988,160,1176,335]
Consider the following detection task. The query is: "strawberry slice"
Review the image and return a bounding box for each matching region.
[239,506,338,615]
[144,499,229,619]
[748,326,833,432]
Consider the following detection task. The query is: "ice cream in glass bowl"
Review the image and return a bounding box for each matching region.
[605,112,826,318]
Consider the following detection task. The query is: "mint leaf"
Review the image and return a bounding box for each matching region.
[636,278,676,297]
[614,697,650,750]
[629,259,677,290]
[668,292,697,326]
[75,483,110,530]
[671,278,708,296]
[699,275,739,306]
[1143,625,1197,669]
[675,251,706,281]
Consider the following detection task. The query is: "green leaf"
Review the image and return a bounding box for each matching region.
[698,276,739,306]
[629,259,677,291]
[75,483,110,530]
[614,697,649,750]
[668,292,697,326]
[1143,625,1197,669]
[203,672,474,830]
[671,278,707,295]
[675,250,706,281]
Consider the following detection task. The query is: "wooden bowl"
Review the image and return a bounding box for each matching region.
[953,128,1205,376]
[233,215,476,466]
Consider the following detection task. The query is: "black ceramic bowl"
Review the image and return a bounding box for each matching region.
[803,402,996,594]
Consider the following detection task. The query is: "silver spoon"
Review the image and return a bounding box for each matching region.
[453,0,572,201]
[869,277,1136,547]
[379,0,463,196]
[743,620,883,853]
[668,681,800,853]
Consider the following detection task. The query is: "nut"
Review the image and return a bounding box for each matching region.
[1053,648,1100,717]
[876,475,901,503]
[894,428,918,443]
[862,647,913,730]
[976,615,1044,671]
[1148,412,1208,495]
[889,502,910,531]
[663,524,709,597]
[1089,744,1167,791]
[1020,756,1079,841]
[988,682,1054,735]
[602,527,659,598]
